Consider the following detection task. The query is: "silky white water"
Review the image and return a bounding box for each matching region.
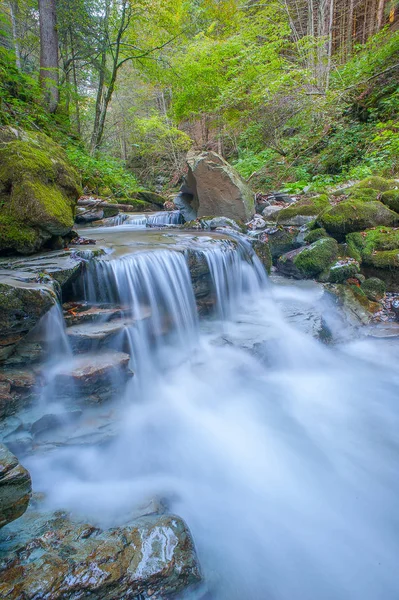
[26,237,399,600]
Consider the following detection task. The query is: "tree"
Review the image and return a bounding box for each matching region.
[38,0,59,112]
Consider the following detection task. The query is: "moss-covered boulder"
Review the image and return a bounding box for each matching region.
[318,200,398,240]
[275,195,330,225]
[380,190,399,213]
[361,277,386,301]
[328,259,360,283]
[353,176,396,193]
[304,228,329,243]
[325,283,381,325]
[347,227,399,290]
[265,227,301,260]
[277,237,338,279]
[0,127,81,255]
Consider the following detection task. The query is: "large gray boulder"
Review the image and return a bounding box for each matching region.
[0,444,32,528]
[186,151,254,220]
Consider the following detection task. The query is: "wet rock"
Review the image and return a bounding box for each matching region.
[174,191,198,222]
[0,444,31,528]
[66,320,134,352]
[361,277,386,302]
[0,369,37,420]
[63,302,128,326]
[0,510,201,599]
[0,250,83,293]
[0,275,56,361]
[54,351,133,404]
[75,208,104,224]
[186,151,254,221]
[252,239,272,274]
[0,127,81,255]
[325,284,380,325]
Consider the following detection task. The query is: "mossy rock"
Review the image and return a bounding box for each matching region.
[361,277,386,301]
[318,200,398,240]
[346,227,399,291]
[252,240,272,274]
[328,259,360,283]
[277,237,338,279]
[304,228,329,244]
[347,188,381,202]
[266,227,301,260]
[380,190,399,213]
[0,127,81,255]
[134,190,168,207]
[325,283,380,325]
[354,176,396,193]
[275,195,330,225]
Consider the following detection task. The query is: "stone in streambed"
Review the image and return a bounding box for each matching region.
[54,351,133,404]
[0,509,201,599]
[0,444,31,528]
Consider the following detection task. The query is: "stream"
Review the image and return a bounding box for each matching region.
[4,218,399,599]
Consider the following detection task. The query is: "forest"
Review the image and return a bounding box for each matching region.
[1,0,398,198]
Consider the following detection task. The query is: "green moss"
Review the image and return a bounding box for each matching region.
[252,240,272,274]
[318,200,398,240]
[276,195,330,223]
[347,188,380,202]
[0,127,81,254]
[304,228,329,243]
[328,259,360,283]
[380,190,399,213]
[294,237,338,277]
[347,227,399,271]
[355,176,395,193]
[361,277,386,301]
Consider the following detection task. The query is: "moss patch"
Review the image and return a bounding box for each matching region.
[292,237,338,278]
[318,200,398,240]
[361,277,386,301]
[276,195,330,224]
[380,190,399,213]
[0,127,81,255]
[304,228,329,243]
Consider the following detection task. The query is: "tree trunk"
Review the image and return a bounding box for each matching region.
[38,0,59,113]
[377,0,386,29]
[8,1,21,69]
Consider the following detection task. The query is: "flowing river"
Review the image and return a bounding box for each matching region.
[10,219,399,599]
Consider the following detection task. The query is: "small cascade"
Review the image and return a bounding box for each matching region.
[83,249,199,375]
[105,210,182,228]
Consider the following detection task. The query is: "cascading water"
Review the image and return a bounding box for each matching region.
[18,231,399,600]
[106,210,183,228]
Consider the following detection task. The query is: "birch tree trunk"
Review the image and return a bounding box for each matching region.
[38,0,59,113]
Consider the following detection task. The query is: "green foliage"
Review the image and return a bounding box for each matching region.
[64,145,141,199]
